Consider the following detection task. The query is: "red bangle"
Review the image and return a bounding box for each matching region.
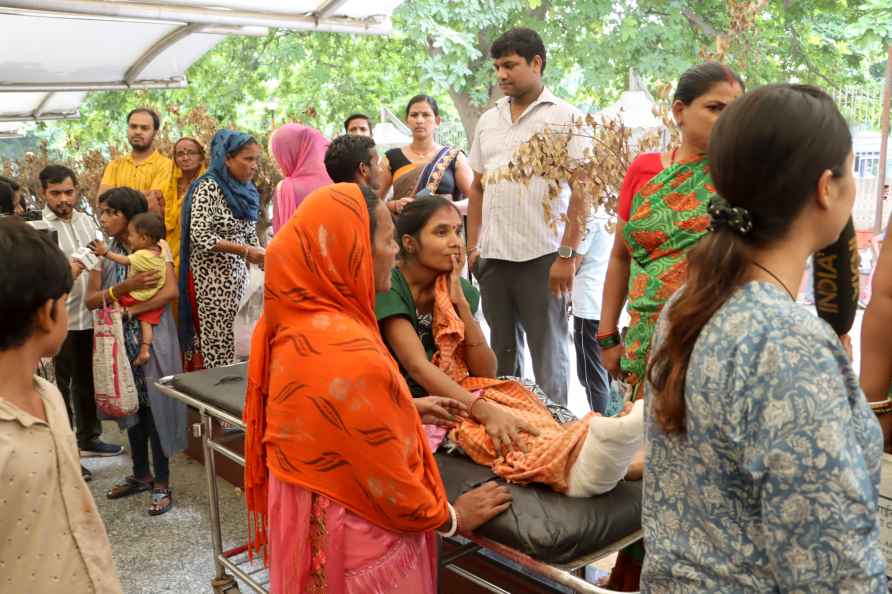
[595,328,619,339]
[468,390,485,413]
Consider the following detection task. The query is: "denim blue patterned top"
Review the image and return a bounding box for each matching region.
[642,281,886,593]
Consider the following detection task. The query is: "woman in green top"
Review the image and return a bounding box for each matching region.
[376,197,539,454]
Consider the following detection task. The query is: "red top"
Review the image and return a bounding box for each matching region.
[617,152,664,221]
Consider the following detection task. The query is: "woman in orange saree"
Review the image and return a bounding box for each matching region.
[243,183,512,594]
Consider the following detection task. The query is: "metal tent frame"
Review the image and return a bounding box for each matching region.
[0,0,403,125]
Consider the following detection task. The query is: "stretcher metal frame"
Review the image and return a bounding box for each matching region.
[156,371,641,594]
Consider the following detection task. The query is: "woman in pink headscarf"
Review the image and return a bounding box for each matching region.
[270,124,332,233]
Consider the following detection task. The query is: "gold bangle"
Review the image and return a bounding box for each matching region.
[869,399,892,416]
[108,287,117,302]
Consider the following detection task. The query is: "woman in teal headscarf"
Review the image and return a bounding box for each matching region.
[179,129,266,370]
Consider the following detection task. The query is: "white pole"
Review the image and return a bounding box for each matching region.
[0,1,393,34]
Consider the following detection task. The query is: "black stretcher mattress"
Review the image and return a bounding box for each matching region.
[165,363,642,565]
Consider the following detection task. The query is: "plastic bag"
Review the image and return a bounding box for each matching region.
[234,265,264,360]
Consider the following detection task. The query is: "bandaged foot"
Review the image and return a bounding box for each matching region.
[565,400,644,497]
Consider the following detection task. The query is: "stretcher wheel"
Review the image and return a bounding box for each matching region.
[211,575,240,594]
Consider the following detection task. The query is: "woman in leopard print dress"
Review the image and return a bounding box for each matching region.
[179,130,265,370]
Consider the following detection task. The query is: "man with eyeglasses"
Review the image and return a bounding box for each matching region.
[98,108,172,214]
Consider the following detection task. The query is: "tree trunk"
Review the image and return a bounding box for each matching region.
[427,30,504,148]
[448,88,486,147]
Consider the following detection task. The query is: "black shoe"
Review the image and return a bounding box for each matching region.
[79,439,124,458]
[81,465,93,482]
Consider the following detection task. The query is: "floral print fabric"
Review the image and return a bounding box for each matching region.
[642,282,887,593]
[621,155,713,398]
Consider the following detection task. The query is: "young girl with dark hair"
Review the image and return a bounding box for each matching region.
[376,197,643,493]
[642,84,886,591]
[377,197,539,451]
[85,187,187,517]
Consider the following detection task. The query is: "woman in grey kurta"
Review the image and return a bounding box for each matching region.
[86,187,187,516]
[642,84,886,592]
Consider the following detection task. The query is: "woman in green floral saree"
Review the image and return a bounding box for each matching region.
[597,62,744,592]
[599,63,745,401]
[620,156,716,392]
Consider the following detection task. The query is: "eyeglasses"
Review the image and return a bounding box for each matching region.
[175,150,201,158]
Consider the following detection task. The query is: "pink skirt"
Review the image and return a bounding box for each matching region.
[267,472,438,594]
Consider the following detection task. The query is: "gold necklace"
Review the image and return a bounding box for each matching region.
[409,144,436,160]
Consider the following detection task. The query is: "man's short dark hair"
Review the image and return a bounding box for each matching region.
[344,113,372,133]
[325,134,376,183]
[130,212,165,242]
[0,217,72,351]
[490,27,547,74]
[127,107,160,131]
[39,165,78,191]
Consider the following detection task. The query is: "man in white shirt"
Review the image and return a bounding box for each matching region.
[572,215,613,413]
[467,28,587,405]
[39,165,124,464]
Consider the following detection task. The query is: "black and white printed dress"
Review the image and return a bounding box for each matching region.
[187,177,259,369]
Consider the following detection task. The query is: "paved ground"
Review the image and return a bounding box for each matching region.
[84,425,257,594]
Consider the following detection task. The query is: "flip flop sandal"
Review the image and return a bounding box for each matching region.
[106,476,152,500]
[148,488,173,516]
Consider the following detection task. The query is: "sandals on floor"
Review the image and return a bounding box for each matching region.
[106,476,152,500]
[148,488,173,516]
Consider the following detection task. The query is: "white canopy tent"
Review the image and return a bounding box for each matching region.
[0,0,404,127]
[597,70,662,130]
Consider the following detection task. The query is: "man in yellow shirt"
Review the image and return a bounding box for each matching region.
[99,108,172,213]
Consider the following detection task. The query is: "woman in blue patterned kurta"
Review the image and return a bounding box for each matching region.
[643,84,887,593]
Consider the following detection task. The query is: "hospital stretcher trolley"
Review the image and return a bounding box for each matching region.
[156,364,642,594]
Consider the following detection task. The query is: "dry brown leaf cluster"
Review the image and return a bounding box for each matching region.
[700,0,768,66]
[484,87,678,233]
[2,106,282,240]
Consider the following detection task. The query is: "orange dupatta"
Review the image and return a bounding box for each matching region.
[432,275,594,492]
[243,183,449,558]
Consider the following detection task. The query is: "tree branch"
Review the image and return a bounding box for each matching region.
[785,23,839,90]
[530,0,551,22]
[681,7,720,39]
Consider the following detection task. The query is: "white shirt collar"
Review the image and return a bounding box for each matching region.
[497,86,558,120]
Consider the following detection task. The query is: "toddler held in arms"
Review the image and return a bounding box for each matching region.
[91,212,168,365]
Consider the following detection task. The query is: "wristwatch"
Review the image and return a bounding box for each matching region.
[557,246,576,259]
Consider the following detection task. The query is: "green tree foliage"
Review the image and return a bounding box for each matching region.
[22,0,892,159]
